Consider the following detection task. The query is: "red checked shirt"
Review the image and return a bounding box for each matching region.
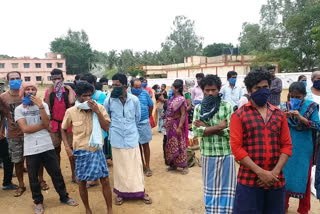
[230,102,292,189]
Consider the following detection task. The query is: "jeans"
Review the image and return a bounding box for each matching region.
[158,108,163,132]
[0,138,14,186]
[26,149,69,204]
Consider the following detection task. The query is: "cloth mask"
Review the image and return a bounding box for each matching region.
[111,86,123,98]
[54,81,64,101]
[75,100,91,110]
[313,80,320,89]
[251,88,271,106]
[229,78,237,85]
[132,87,142,96]
[9,79,22,90]
[200,94,222,121]
[290,98,303,110]
[142,83,147,88]
[22,94,33,105]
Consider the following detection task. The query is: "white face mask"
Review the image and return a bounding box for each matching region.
[75,100,91,110]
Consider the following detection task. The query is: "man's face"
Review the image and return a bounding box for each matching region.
[133,81,142,90]
[249,80,270,95]
[203,84,219,96]
[8,73,21,81]
[112,80,123,87]
[77,91,93,103]
[161,85,165,90]
[269,69,275,78]
[196,77,202,85]
[52,75,63,84]
[313,74,320,82]
[24,86,37,96]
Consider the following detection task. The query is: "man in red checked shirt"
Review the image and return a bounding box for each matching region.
[230,68,292,214]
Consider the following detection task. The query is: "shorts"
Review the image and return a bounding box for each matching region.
[138,119,152,144]
[50,130,73,149]
[7,138,24,164]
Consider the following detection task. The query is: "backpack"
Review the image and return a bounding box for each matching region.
[49,87,70,121]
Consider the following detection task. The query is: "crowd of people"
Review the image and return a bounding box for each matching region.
[0,67,320,214]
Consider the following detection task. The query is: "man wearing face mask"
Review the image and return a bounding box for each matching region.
[140,78,153,98]
[15,83,78,214]
[0,71,26,197]
[104,73,152,205]
[306,71,320,107]
[220,71,243,107]
[230,68,292,214]
[268,65,282,107]
[192,75,236,214]
[61,82,113,214]
[44,69,76,183]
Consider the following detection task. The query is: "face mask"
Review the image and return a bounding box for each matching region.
[22,94,33,105]
[9,79,22,90]
[290,98,303,110]
[301,81,307,87]
[156,89,161,93]
[168,89,173,98]
[111,86,123,98]
[229,78,237,85]
[142,83,147,88]
[132,87,142,96]
[313,80,320,89]
[251,88,271,106]
[75,100,91,110]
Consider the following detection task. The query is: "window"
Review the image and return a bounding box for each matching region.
[24,76,31,82]
[47,76,52,81]
[12,63,18,68]
[57,63,63,68]
[47,63,52,68]
[24,63,30,68]
[36,76,42,81]
[35,63,41,68]
[0,63,5,68]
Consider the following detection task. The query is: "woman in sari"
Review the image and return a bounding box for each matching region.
[164,79,188,174]
[283,82,320,214]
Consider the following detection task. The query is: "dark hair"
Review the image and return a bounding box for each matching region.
[139,77,145,82]
[200,75,222,91]
[75,82,94,96]
[195,73,204,79]
[80,73,97,85]
[227,71,238,79]
[152,84,159,91]
[6,71,21,80]
[75,74,81,80]
[95,82,103,90]
[155,93,162,101]
[172,79,184,95]
[99,77,108,83]
[289,82,307,95]
[298,75,306,81]
[112,72,128,86]
[244,68,272,91]
[267,65,276,71]
[161,84,166,88]
[51,68,64,78]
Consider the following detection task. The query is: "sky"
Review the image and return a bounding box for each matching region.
[0,0,267,58]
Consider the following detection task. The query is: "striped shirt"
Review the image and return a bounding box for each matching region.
[192,100,233,156]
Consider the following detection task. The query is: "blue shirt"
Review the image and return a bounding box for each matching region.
[220,85,243,107]
[138,90,153,121]
[104,93,141,148]
[93,90,107,105]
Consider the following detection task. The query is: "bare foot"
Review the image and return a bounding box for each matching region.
[86,208,92,214]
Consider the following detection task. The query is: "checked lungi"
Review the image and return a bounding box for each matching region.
[201,154,237,214]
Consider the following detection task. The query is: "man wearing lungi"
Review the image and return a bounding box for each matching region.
[230,68,292,214]
[131,78,154,177]
[61,82,113,214]
[104,73,152,205]
[192,75,236,214]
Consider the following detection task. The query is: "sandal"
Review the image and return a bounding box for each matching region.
[143,194,152,205]
[61,198,78,207]
[14,186,26,197]
[40,180,49,191]
[145,168,153,177]
[115,196,124,206]
[34,204,44,214]
[167,166,177,171]
[181,168,189,175]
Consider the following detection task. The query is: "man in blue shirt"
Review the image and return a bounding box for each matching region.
[131,79,153,177]
[104,73,152,205]
[80,73,107,104]
[220,71,243,107]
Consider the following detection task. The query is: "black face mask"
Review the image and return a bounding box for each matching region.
[111,86,123,98]
[200,94,222,121]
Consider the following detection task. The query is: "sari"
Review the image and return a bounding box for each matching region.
[164,95,188,168]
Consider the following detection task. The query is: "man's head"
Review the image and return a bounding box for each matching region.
[244,68,272,95]
[99,77,108,85]
[80,73,97,87]
[200,75,221,96]
[196,73,205,85]
[51,69,64,84]
[20,83,37,98]
[161,84,166,90]
[7,71,21,81]
[7,71,22,90]
[227,71,238,86]
[75,82,94,103]
[112,72,128,87]
[141,78,148,88]
[311,71,320,83]
[74,74,81,85]
[267,65,276,78]
[95,82,103,91]
[133,79,142,90]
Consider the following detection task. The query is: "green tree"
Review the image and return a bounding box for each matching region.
[50,29,94,74]
[203,43,233,57]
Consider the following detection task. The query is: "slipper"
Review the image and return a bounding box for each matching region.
[87,183,99,189]
[40,180,49,191]
[167,166,177,171]
[115,196,124,206]
[2,183,18,190]
[143,194,152,205]
[14,186,26,197]
[181,168,189,175]
[145,169,152,177]
[34,205,44,214]
[61,198,79,207]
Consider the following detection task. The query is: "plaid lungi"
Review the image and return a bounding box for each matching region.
[201,154,237,214]
[73,149,109,181]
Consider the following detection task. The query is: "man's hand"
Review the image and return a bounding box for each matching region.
[194,120,207,128]
[65,147,75,160]
[88,100,100,114]
[257,169,279,187]
[288,110,301,119]
[218,119,227,129]
[30,96,43,108]
[64,84,72,91]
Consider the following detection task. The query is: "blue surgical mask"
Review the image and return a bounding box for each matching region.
[229,78,237,85]
[290,98,303,110]
[22,94,33,105]
[156,89,161,93]
[132,87,142,96]
[301,81,307,87]
[251,88,271,106]
[9,79,22,90]
[142,83,147,88]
